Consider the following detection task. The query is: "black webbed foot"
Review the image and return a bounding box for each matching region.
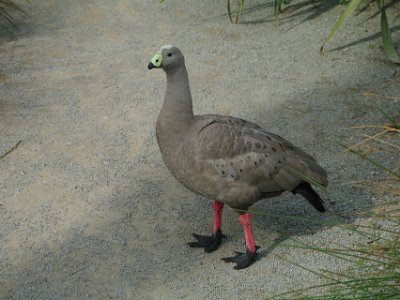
[221,247,258,269]
[187,229,226,253]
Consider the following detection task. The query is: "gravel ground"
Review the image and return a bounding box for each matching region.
[0,0,399,299]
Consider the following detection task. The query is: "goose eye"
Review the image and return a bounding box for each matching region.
[167,53,172,57]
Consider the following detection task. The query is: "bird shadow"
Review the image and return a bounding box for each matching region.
[249,179,373,261]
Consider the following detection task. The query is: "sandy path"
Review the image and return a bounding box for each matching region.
[0,0,399,299]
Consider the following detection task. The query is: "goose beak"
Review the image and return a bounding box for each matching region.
[148,52,162,70]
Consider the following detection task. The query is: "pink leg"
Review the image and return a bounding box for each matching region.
[239,212,256,253]
[187,200,226,252]
[213,200,224,234]
[222,212,257,269]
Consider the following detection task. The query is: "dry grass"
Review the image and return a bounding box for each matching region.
[344,75,400,197]
[270,76,400,300]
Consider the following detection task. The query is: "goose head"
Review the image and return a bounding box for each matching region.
[148,45,185,73]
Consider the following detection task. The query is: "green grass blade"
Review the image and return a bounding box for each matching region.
[235,0,245,24]
[274,0,285,26]
[274,254,333,279]
[380,1,400,64]
[0,140,21,160]
[376,106,400,128]
[337,142,400,179]
[321,0,364,53]
[227,0,233,23]
[274,0,284,17]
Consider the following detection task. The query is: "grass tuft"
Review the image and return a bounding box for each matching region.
[0,0,25,29]
[272,222,400,299]
[268,86,399,299]
[227,0,245,24]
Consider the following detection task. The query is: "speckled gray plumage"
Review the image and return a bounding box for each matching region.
[153,46,328,210]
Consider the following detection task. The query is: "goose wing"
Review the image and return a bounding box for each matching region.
[192,115,328,192]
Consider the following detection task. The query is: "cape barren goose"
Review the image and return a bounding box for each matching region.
[148,45,328,269]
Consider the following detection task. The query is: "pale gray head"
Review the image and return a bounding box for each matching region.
[148,45,185,73]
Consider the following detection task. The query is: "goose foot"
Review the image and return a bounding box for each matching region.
[221,248,258,269]
[187,229,226,253]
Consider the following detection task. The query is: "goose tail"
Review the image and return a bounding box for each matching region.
[292,182,325,213]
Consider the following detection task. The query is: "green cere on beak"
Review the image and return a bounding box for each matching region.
[149,52,162,69]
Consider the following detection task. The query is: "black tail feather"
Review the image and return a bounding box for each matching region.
[292,182,325,213]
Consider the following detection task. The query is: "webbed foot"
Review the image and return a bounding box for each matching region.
[187,229,226,253]
[222,248,258,269]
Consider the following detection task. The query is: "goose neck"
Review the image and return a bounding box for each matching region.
[160,66,194,123]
